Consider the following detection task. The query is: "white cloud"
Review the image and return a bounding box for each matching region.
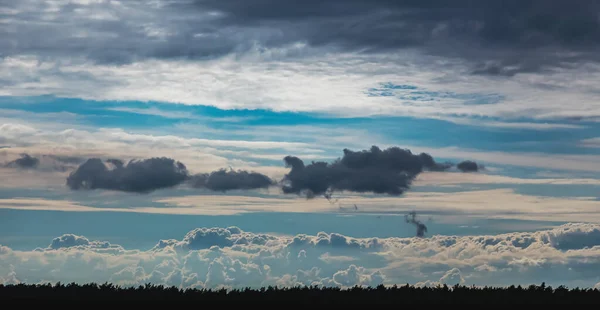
[415,171,600,186]
[1,187,600,223]
[3,224,600,289]
[3,51,600,122]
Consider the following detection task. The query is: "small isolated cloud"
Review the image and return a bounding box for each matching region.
[2,152,83,172]
[190,168,275,192]
[439,268,465,286]
[4,153,39,169]
[405,211,428,238]
[457,160,481,172]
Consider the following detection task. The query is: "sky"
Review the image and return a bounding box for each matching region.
[2,0,600,290]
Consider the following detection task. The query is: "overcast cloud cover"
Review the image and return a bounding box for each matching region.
[2,0,600,289]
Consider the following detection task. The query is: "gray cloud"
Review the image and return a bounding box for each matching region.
[2,153,84,172]
[66,157,189,193]
[405,211,428,238]
[190,168,275,192]
[457,160,480,172]
[281,145,464,199]
[4,153,39,169]
[3,0,600,73]
[66,157,275,194]
[63,147,480,195]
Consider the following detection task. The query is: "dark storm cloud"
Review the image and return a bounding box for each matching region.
[281,145,455,198]
[66,157,189,193]
[4,0,600,73]
[190,168,275,192]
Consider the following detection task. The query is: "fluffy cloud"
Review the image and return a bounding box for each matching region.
[281,145,472,199]
[62,145,480,196]
[190,168,275,192]
[3,223,600,289]
[66,157,189,193]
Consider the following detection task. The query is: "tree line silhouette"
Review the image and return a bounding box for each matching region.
[2,282,600,303]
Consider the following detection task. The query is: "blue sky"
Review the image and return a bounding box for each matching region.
[2,0,600,291]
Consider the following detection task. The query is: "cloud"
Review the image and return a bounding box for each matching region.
[1,152,83,172]
[457,160,480,172]
[66,157,189,193]
[65,155,276,194]
[281,145,471,199]
[62,145,481,196]
[4,153,39,169]
[405,211,428,238]
[190,168,275,192]
[3,224,600,289]
[4,0,600,74]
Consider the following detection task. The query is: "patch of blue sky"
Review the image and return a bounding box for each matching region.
[365,82,505,105]
[3,95,600,159]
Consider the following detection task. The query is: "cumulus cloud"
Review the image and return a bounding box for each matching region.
[457,160,480,172]
[190,168,275,192]
[281,145,470,199]
[3,223,600,289]
[66,157,189,193]
[66,156,276,194]
[63,147,480,196]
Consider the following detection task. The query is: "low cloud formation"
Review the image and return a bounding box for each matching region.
[4,153,39,169]
[405,211,428,238]
[66,157,189,193]
[281,145,470,199]
[190,168,275,192]
[63,147,480,195]
[2,153,84,172]
[66,157,275,194]
[2,224,600,289]
[457,160,480,172]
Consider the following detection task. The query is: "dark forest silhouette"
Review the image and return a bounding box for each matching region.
[2,282,600,303]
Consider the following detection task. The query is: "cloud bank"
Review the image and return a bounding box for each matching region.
[3,0,600,74]
[64,146,478,195]
[2,224,600,289]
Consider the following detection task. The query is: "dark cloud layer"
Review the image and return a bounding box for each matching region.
[281,145,456,198]
[190,168,275,192]
[3,0,600,73]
